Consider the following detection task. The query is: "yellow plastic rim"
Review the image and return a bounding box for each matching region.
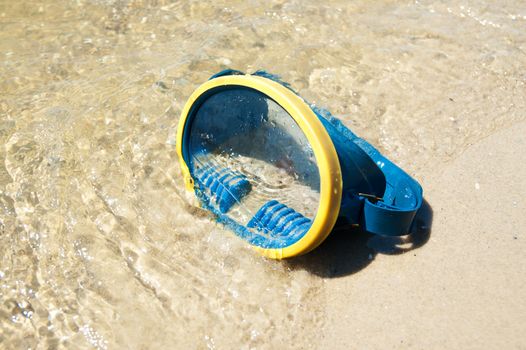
[176,74,342,259]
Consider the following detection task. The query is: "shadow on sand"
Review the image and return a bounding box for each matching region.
[285,200,433,278]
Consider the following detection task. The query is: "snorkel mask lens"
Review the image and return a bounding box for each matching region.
[187,88,321,249]
[177,70,423,259]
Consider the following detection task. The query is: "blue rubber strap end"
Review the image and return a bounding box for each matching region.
[361,169,422,235]
[315,108,423,236]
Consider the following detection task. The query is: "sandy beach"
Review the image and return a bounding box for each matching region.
[318,121,526,349]
[1,0,525,349]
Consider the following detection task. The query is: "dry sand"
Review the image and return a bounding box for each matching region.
[318,121,526,349]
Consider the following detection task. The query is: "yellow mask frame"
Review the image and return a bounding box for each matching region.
[176,74,343,259]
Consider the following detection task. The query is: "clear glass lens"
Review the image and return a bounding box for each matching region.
[187,87,320,247]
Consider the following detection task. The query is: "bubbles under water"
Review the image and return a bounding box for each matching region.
[1,0,525,348]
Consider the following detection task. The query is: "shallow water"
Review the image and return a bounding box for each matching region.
[1,0,525,349]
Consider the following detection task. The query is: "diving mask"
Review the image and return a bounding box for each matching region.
[176,70,422,259]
